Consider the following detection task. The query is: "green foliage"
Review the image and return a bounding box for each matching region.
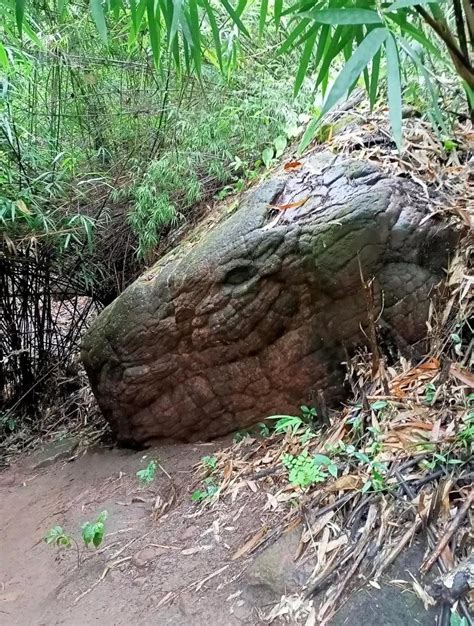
[370,400,389,412]
[456,411,474,448]
[201,455,217,471]
[424,383,437,405]
[136,460,158,485]
[268,405,317,435]
[191,477,218,502]
[450,610,468,626]
[81,511,107,548]
[270,414,306,435]
[10,0,471,150]
[44,526,73,549]
[233,429,251,443]
[127,68,311,258]
[282,450,330,488]
[136,459,158,483]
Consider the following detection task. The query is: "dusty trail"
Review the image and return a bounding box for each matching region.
[0,439,271,626]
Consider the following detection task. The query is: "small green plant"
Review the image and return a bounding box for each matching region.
[361,462,389,493]
[45,526,73,549]
[201,455,218,472]
[300,405,317,421]
[282,450,328,489]
[450,610,468,626]
[136,460,157,484]
[456,412,474,449]
[259,422,270,437]
[443,139,458,153]
[299,428,316,445]
[81,511,108,548]
[233,429,250,443]
[191,478,219,502]
[424,383,437,406]
[269,406,317,435]
[370,400,389,412]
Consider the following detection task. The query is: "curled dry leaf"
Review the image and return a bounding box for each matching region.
[327,474,363,492]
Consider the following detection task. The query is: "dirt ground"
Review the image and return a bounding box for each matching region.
[0,438,275,626]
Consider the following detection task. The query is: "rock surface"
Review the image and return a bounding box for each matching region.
[81,153,456,445]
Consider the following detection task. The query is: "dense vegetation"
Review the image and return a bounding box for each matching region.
[0,0,471,432]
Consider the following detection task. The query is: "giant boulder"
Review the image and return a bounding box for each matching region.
[81,154,455,445]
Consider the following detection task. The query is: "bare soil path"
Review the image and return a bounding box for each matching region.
[0,439,272,626]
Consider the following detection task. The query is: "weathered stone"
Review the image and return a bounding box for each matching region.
[30,437,79,470]
[81,153,457,445]
[131,546,166,568]
[246,527,312,594]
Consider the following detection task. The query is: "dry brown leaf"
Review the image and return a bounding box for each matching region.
[269,196,309,212]
[231,527,267,561]
[223,460,233,481]
[450,364,474,387]
[327,474,363,491]
[284,160,303,171]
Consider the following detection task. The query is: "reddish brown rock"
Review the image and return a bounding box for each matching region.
[81,154,456,446]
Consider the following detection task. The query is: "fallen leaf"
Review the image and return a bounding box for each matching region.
[450,364,474,387]
[231,527,267,560]
[327,474,362,491]
[284,160,303,171]
[268,196,309,212]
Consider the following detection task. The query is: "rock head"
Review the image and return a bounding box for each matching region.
[81,154,456,446]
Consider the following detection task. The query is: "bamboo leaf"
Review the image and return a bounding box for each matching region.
[90,0,108,43]
[386,13,445,60]
[201,0,223,71]
[314,22,329,68]
[399,36,447,133]
[130,0,138,33]
[0,42,8,69]
[385,33,402,150]
[187,0,202,75]
[170,0,182,46]
[294,25,318,95]
[278,18,310,54]
[320,27,388,117]
[369,48,381,109]
[147,0,161,68]
[259,0,269,37]
[388,0,440,10]
[304,8,382,24]
[274,0,283,28]
[15,0,25,36]
[57,0,68,17]
[301,27,388,151]
[220,0,250,37]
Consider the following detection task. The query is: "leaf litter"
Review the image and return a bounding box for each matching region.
[189,107,473,623]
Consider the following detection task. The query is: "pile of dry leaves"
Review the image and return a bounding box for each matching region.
[190,113,473,625]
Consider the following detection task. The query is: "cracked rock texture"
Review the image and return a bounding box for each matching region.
[81,153,456,445]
